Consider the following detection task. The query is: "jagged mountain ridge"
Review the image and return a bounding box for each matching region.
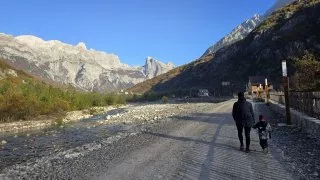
[129,0,320,94]
[0,34,174,92]
[202,14,262,56]
[202,0,296,56]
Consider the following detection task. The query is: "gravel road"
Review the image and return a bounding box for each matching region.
[0,99,318,179]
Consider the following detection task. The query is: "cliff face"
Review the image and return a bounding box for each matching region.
[0,34,174,92]
[143,57,175,79]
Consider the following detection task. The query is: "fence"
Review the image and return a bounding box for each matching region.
[269,91,320,120]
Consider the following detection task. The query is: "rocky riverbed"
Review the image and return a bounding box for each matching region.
[0,101,214,176]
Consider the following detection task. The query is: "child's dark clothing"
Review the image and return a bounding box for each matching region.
[253,121,272,150]
[260,139,268,149]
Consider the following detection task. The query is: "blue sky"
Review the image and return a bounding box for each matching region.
[1,0,275,66]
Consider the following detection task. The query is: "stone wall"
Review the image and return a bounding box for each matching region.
[268,100,320,138]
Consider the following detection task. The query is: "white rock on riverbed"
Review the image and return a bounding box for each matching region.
[1,140,7,145]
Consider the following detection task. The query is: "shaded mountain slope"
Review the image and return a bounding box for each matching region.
[129,0,320,95]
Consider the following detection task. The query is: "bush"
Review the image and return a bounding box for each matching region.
[162,96,169,103]
[52,98,71,112]
[141,91,161,101]
[88,108,97,115]
[55,116,64,126]
[294,53,320,91]
[0,89,40,121]
[126,94,142,102]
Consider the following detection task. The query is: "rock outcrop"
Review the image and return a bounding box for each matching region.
[143,57,174,79]
[0,34,174,92]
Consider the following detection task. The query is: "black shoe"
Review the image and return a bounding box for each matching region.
[240,145,244,151]
[245,148,251,153]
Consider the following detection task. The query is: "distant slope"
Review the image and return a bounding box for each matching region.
[0,58,40,83]
[202,0,296,57]
[264,0,297,17]
[202,14,262,56]
[129,0,320,94]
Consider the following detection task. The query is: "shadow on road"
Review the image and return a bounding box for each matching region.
[146,110,293,180]
[143,131,210,145]
[147,111,240,179]
[170,112,234,125]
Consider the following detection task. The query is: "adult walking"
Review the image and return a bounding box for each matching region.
[232,92,255,153]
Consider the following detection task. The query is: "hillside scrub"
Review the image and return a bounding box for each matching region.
[293,52,320,91]
[0,77,127,122]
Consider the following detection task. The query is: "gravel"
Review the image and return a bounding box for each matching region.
[0,102,215,179]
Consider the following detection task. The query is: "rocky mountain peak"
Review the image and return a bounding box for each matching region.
[143,57,175,79]
[76,42,87,50]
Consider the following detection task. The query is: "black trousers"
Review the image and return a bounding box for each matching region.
[260,139,268,149]
[236,124,251,148]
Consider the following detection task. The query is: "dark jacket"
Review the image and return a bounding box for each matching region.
[232,98,255,127]
[253,121,272,140]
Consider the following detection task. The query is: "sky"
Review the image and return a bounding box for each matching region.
[0,0,276,66]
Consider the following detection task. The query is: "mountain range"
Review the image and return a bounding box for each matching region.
[129,0,320,95]
[0,0,301,94]
[0,34,174,92]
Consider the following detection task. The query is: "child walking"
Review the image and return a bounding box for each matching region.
[253,115,272,154]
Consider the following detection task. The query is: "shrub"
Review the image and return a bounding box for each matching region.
[88,108,98,115]
[0,89,40,121]
[142,91,161,101]
[162,96,169,103]
[52,98,71,112]
[55,116,64,126]
[0,80,10,94]
[294,53,320,91]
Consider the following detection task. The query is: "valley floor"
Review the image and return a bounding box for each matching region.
[0,100,319,179]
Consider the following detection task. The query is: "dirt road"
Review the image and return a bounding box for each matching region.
[1,100,296,179]
[95,100,293,180]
